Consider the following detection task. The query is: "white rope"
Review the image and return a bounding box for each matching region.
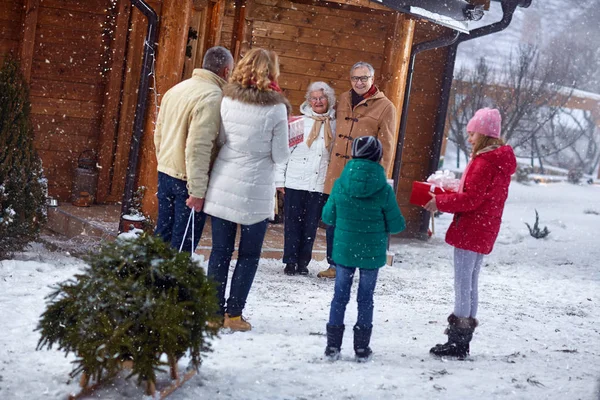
[179,207,195,253]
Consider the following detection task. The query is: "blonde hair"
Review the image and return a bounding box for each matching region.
[472,135,505,156]
[229,48,280,91]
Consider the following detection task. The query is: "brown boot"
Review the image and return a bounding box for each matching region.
[223,313,252,332]
[317,266,336,279]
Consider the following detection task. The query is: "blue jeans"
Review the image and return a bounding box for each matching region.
[155,172,206,253]
[326,224,335,268]
[283,188,328,266]
[207,216,268,317]
[328,265,379,329]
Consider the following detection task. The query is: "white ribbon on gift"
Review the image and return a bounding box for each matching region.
[427,170,460,192]
[429,184,446,193]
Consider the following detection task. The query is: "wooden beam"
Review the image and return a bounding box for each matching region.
[208,0,226,47]
[239,0,255,57]
[96,0,132,203]
[379,13,415,178]
[107,5,148,202]
[19,0,39,82]
[289,0,390,14]
[230,0,244,59]
[138,0,194,220]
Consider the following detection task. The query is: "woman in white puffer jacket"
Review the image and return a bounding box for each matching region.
[275,82,336,276]
[203,48,290,332]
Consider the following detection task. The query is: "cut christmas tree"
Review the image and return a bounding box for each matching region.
[36,233,221,397]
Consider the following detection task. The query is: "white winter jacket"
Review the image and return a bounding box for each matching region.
[203,84,290,225]
[274,102,336,193]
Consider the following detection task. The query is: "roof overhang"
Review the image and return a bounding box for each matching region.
[371,0,486,33]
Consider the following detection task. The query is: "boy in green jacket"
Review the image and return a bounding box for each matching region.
[322,136,405,362]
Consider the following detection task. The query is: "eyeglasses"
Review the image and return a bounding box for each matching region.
[308,96,327,103]
[350,76,372,83]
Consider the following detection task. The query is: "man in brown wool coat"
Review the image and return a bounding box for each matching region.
[317,61,397,279]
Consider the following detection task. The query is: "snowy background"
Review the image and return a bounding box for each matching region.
[1,179,599,400]
[456,0,596,73]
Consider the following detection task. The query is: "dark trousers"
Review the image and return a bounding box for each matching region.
[207,216,268,317]
[328,265,379,329]
[326,224,335,267]
[155,172,206,254]
[283,188,328,267]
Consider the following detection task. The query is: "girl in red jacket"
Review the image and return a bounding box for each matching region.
[424,108,516,359]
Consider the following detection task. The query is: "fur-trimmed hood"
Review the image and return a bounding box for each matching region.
[223,83,291,114]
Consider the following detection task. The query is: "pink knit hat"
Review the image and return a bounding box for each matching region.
[466,108,502,138]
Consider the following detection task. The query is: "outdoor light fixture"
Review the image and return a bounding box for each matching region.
[464,4,485,21]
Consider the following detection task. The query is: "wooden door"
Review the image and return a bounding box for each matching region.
[182,0,224,80]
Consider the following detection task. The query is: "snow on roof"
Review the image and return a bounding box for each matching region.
[565,87,600,102]
[408,6,470,33]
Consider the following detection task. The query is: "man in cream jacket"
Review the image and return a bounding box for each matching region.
[154,46,233,253]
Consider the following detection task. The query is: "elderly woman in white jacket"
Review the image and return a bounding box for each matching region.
[203,48,290,332]
[275,82,336,276]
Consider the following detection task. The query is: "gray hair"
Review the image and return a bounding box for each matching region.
[350,61,375,77]
[304,81,336,111]
[202,46,233,75]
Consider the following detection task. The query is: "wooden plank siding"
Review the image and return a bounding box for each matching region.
[0,0,23,63]
[0,0,116,201]
[218,0,236,52]
[96,0,132,203]
[246,0,397,113]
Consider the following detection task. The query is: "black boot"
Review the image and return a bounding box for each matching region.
[324,324,345,360]
[284,263,297,275]
[430,314,477,360]
[353,325,373,362]
[296,260,309,275]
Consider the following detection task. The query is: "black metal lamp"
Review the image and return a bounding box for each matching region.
[464,4,485,21]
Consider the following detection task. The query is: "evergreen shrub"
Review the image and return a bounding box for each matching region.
[0,57,47,259]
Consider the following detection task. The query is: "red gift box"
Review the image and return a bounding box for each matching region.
[409,181,454,207]
[288,116,304,147]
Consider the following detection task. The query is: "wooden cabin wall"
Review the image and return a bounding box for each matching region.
[397,21,453,237]
[0,0,114,201]
[219,0,235,53]
[240,0,398,114]
[0,0,22,64]
[2,0,167,205]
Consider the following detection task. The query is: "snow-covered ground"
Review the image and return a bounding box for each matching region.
[1,181,600,400]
